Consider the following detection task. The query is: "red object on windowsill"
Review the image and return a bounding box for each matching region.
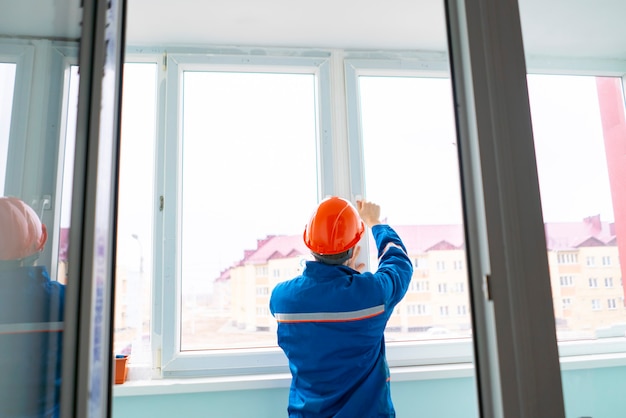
[114,355,129,384]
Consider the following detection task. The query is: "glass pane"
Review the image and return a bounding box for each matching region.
[528,75,626,417]
[527,74,626,337]
[113,63,157,366]
[0,63,16,195]
[180,71,318,350]
[359,76,470,341]
[0,2,82,416]
[519,1,626,414]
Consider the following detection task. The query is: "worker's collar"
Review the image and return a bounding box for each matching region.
[302,260,358,279]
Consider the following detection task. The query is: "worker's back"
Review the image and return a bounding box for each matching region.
[271,222,413,418]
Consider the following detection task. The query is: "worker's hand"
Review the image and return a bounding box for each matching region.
[346,245,366,272]
[356,200,381,229]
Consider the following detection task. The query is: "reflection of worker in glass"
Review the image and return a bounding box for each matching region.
[0,197,65,418]
[270,197,413,417]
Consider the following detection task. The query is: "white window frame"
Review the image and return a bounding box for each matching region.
[130,47,626,386]
[156,48,338,378]
[0,41,35,195]
[342,52,626,402]
[607,299,617,310]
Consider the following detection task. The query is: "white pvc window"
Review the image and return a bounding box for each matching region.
[159,53,331,377]
[138,51,626,382]
[349,65,470,343]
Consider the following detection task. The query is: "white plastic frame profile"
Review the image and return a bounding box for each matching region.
[157,50,334,378]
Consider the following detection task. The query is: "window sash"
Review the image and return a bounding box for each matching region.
[158,51,333,376]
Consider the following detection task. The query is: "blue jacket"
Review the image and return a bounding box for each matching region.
[0,266,65,418]
[270,225,413,418]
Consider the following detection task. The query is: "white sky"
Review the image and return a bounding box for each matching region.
[180,71,318,286]
[359,76,462,226]
[527,74,614,223]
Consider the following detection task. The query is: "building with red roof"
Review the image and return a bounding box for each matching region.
[218,217,623,339]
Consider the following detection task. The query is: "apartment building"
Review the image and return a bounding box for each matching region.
[223,217,624,337]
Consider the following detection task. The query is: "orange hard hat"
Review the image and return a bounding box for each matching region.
[0,197,48,261]
[303,196,365,255]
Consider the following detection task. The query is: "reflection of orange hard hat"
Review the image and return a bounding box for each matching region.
[303,196,365,255]
[0,197,48,261]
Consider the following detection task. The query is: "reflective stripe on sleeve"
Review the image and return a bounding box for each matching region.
[0,322,64,335]
[275,304,385,323]
[380,242,406,258]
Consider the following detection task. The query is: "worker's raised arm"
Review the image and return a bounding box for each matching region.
[356,200,381,228]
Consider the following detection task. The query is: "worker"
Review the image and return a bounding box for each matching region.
[0,196,65,418]
[270,197,413,417]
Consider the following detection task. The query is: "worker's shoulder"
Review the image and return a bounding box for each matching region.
[270,275,305,296]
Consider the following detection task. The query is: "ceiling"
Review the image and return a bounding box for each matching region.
[1,0,626,60]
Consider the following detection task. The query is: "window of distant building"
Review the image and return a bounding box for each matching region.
[604,277,614,288]
[588,278,598,288]
[557,252,578,264]
[607,299,617,310]
[560,276,574,286]
[409,280,429,293]
[452,282,465,293]
[408,304,428,316]
[591,299,602,311]
[414,256,429,270]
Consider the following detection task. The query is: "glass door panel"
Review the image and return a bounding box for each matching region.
[0,2,82,417]
[520,1,626,415]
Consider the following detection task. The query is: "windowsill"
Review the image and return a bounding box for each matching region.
[112,351,626,397]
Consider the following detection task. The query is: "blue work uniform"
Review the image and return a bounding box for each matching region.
[270,224,413,418]
[0,266,65,418]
